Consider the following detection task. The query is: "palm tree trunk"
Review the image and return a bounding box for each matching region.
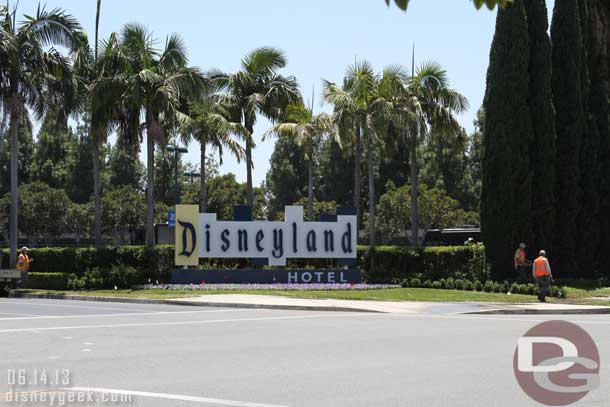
[307,143,314,221]
[368,138,375,248]
[354,125,361,231]
[9,112,19,267]
[92,0,102,247]
[199,141,207,213]
[92,139,102,245]
[145,110,155,246]
[245,123,254,210]
[409,136,419,247]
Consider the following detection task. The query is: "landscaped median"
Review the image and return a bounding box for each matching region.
[10,284,610,306]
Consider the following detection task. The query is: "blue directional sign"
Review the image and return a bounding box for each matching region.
[168,209,176,228]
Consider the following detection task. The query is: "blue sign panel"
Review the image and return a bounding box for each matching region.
[168,210,176,228]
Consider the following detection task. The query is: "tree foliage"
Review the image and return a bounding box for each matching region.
[482,0,533,277]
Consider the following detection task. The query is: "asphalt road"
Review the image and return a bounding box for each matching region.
[0,298,609,407]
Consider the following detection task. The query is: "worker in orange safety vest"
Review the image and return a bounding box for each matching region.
[16,246,33,288]
[513,243,531,283]
[532,250,552,302]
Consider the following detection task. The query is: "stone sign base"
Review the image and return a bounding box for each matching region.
[171,269,362,284]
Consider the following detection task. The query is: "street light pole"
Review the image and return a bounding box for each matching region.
[167,144,188,205]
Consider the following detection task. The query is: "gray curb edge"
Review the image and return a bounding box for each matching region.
[8,292,382,314]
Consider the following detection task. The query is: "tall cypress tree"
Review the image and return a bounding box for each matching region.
[585,0,610,276]
[524,0,556,258]
[551,0,586,277]
[575,0,601,278]
[482,0,533,278]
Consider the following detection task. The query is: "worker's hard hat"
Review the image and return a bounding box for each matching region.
[519,243,526,248]
[539,250,546,256]
[21,246,29,251]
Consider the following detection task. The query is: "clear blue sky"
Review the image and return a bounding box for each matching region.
[18,0,553,186]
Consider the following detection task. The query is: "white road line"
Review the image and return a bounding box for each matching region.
[0,300,154,312]
[0,308,264,321]
[65,387,290,407]
[0,312,43,317]
[0,313,374,333]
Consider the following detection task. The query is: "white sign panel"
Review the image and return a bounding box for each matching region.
[195,206,357,266]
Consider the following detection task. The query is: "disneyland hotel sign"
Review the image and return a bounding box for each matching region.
[174,205,357,274]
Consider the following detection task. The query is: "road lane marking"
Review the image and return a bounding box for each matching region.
[0,312,43,317]
[0,300,154,312]
[0,308,264,321]
[65,387,290,407]
[0,313,375,333]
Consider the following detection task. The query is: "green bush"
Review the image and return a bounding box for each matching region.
[27,273,68,290]
[483,281,494,292]
[359,245,489,283]
[431,281,442,289]
[454,279,464,290]
[526,283,537,295]
[463,280,474,291]
[474,280,483,291]
[409,278,421,288]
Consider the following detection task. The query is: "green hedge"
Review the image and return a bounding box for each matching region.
[360,245,489,283]
[27,273,68,290]
[2,244,488,288]
[1,246,174,284]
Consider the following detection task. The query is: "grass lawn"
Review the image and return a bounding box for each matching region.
[13,287,610,305]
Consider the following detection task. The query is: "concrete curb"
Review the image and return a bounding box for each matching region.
[467,308,610,315]
[8,292,381,314]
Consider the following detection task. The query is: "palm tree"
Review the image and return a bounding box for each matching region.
[178,95,246,212]
[69,1,109,246]
[323,60,398,247]
[95,23,206,245]
[0,4,80,265]
[214,47,300,210]
[389,62,468,246]
[263,102,335,221]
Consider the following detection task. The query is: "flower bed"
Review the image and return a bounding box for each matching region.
[134,283,400,291]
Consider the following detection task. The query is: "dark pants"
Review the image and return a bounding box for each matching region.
[516,266,530,284]
[536,275,550,301]
[19,271,28,288]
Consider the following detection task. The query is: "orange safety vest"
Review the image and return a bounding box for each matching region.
[16,253,30,272]
[533,256,549,277]
[514,248,526,267]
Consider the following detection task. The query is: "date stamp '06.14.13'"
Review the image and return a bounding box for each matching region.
[4,368,133,405]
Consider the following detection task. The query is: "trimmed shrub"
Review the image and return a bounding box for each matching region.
[409,278,421,288]
[463,280,474,291]
[27,273,68,290]
[455,279,464,290]
[431,281,442,289]
[359,245,488,283]
[474,280,483,291]
[483,281,494,292]
[526,283,537,295]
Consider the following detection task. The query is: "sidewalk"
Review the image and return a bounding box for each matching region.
[174,294,610,315]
